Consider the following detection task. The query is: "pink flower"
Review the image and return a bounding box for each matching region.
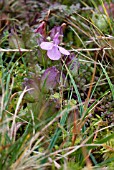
[50,26,63,41]
[40,33,70,60]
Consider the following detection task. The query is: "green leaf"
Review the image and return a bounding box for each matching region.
[99,62,114,100]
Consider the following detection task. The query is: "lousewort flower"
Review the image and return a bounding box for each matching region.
[40,66,60,92]
[50,23,66,43]
[40,32,70,60]
[40,66,66,92]
[50,26,63,40]
[35,21,46,44]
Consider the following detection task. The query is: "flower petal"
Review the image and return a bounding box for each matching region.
[40,42,53,50]
[50,26,63,40]
[53,32,60,45]
[59,46,70,55]
[47,46,61,60]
